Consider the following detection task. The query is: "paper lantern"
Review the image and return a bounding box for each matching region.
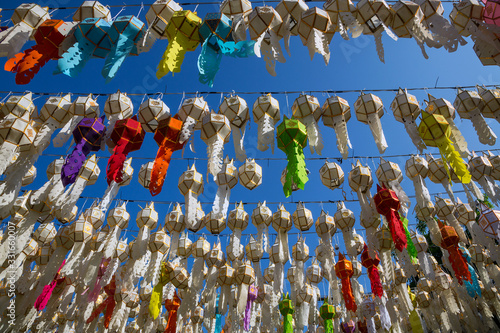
[178,164,203,231]
[335,253,356,312]
[141,0,183,52]
[156,10,202,78]
[60,117,105,186]
[373,184,407,251]
[435,196,469,243]
[101,15,145,82]
[53,94,100,148]
[293,94,324,156]
[205,211,226,234]
[297,7,333,64]
[54,154,100,222]
[354,92,387,154]
[102,203,130,260]
[32,94,73,154]
[245,236,263,262]
[306,260,323,284]
[198,14,255,87]
[251,201,272,254]
[212,157,238,219]
[217,96,250,161]
[477,203,500,240]
[315,210,336,242]
[405,154,433,214]
[235,260,256,315]
[321,96,352,158]
[220,0,252,40]
[341,320,356,333]
[418,111,471,184]
[355,0,397,62]
[335,201,358,259]
[439,221,471,284]
[150,116,185,196]
[323,0,363,40]
[103,91,134,147]
[275,0,309,56]
[0,4,50,58]
[292,202,313,231]
[360,244,383,298]
[376,157,410,215]
[107,116,145,185]
[238,158,263,190]
[476,86,500,122]
[5,19,75,85]
[248,6,285,76]
[425,154,456,201]
[35,243,53,266]
[390,1,433,58]
[138,98,170,133]
[454,88,497,145]
[320,300,336,333]
[390,88,426,151]
[468,151,500,205]
[0,111,37,176]
[424,93,469,157]
[201,113,231,178]
[217,264,235,315]
[138,161,154,189]
[227,202,249,259]
[253,94,281,153]
[176,234,192,257]
[56,18,112,77]
[277,116,309,197]
[0,92,36,119]
[73,1,111,22]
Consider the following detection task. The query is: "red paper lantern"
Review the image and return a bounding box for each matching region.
[335,253,357,312]
[373,184,407,251]
[106,115,145,184]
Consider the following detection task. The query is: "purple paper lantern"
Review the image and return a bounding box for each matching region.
[61,116,106,186]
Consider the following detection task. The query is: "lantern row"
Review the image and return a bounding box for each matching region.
[2,177,500,332]
[1,0,498,86]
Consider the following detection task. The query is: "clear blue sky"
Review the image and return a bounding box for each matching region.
[1,0,500,297]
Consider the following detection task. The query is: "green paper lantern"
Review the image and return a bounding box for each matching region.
[279,293,295,333]
[277,116,308,197]
[320,300,335,333]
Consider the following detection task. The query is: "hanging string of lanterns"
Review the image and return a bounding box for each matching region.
[1,0,500,86]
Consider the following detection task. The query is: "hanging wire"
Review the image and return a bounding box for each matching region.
[0,83,498,98]
[0,0,464,11]
[38,148,500,162]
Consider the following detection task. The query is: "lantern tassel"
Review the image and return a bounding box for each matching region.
[0,142,19,176]
[470,109,496,145]
[0,25,31,58]
[102,33,136,83]
[198,37,223,87]
[374,31,385,63]
[340,277,356,313]
[283,145,308,197]
[184,191,198,231]
[300,115,323,155]
[306,28,330,65]
[33,121,58,153]
[333,118,351,159]
[230,124,247,162]
[53,116,82,148]
[107,143,129,185]
[446,246,471,284]
[387,209,407,251]
[208,137,224,178]
[367,113,388,154]
[257,114,275,153]
[55,41,93,78]
[436,135,471,183]
[404,120,426,153]
[339,12,363,38]
[157,34,188,78]
[213,184,230,219]
[447,120,470,158]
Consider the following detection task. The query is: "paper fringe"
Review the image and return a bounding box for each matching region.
[300,115,323,155]
[333,118,351,159]
[470,109,497,145]
[367,113,388,154]
[207,137,224,179]
[257,114,275,153]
